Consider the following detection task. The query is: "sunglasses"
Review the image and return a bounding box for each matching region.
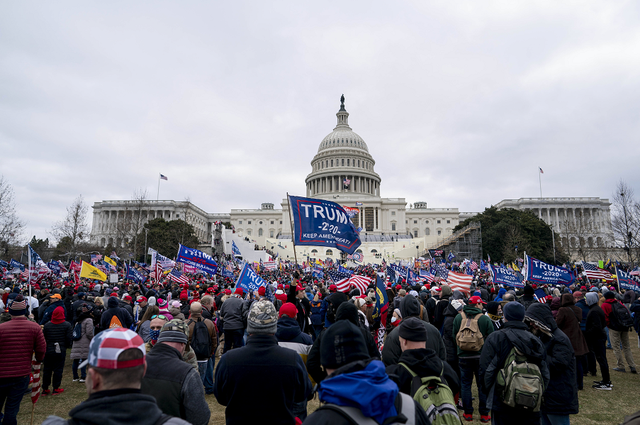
[151,315,168,320]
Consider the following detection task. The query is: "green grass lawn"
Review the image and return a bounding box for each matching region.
[17,339,640,425]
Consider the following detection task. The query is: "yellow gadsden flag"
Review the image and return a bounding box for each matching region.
[104,256,117,268]
[80,261,107,281]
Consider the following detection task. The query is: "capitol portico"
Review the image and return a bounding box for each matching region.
[89,96,614,262]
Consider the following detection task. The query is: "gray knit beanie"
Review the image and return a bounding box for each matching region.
[247,300,278,335]
[585,292,599,307]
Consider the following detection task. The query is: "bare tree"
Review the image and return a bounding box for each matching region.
[0,176,25,256]
[611,180,640,266]
[559,210,594,261]
[112,188,149,259]
[51,195,89,257]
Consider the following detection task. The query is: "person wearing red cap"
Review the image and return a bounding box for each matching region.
[286,284,311,333]
[452,295,493,422]
[219,287,245,353]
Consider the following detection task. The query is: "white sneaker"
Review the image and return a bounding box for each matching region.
[72,379,79,382]
[79,379,85,383]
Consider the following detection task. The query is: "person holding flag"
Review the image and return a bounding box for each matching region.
[0,295,46,425]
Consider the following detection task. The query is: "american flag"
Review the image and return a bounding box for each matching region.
[420,270,435,283]
[582,261,612,281]
[160,174,168,180]
[169,269,189,284]
[630,268,640,276]
[327,270,353,292]
[433,264,450,280]
[469,260,479,271]
[446,271,472,295]
[31,356,42,404]
[343,178,351,187]
[346,274,372,295]
[533,288,547,303]
[90,254,102,263]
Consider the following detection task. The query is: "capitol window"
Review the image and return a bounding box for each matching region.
[447,220,450,224]
[247,230,252,236]
[258,228,263,236]
[331,159,334,166]
[270,230,274,238]
[248,221,252,224]
[391,211,396,216]
[391,222,396,231]
[326,249,333,255]
[239,220,242,224]
[358,159,360,167]
[342,159,345,166]
[437,220,441,224]
[425,228,430,235]
[437,230,441,236]
[270,221,274,224]
[347,159,350,166]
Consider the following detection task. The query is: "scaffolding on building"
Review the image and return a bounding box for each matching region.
[429,221,483,261]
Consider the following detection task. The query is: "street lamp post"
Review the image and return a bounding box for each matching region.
[144,228,148,264]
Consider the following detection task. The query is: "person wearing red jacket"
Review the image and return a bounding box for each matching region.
[0,295,46,425]
[601,291,637,373]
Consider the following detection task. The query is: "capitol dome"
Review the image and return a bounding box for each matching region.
[305,96,381,200]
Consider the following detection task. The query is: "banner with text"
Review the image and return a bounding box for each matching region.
[490,264,524,288]
[176,244,218,275]
[616,267,640,291]
[235,262,268,293]
[523,254,575,286]
[290,195,361,255]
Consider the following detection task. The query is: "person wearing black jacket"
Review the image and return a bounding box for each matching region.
[585,292,611,389]
[479,302,549,425]
[100,297,133,330]
[306,301,380,384]
[525,302,579,424]
[42,306,73,395]
[433,284,452,331]
[386,317,460,398]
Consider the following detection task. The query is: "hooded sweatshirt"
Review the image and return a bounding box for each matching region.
[43,307,73,353]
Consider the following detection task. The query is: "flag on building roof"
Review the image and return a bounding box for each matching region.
[581,261,612,281]
[539,167,544,174]
[446,271,472,294]
[160,174,168,180]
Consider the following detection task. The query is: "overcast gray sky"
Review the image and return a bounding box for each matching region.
[2,1,639,243]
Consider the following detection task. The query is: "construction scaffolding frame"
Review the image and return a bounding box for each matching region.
[429,221,483,261]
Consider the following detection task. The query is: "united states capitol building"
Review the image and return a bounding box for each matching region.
[90,97,614,262]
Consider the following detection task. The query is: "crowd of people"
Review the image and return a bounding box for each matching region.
[0,258,639,425]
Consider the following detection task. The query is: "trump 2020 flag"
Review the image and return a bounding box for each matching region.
[490,264,524,288]
[232,241,242,257]
[176,244,218,275]
[523,253,575,286]
[235,262,268,293]
[372,274,389,352]
[616,267,640,291]
[289,195,361,255]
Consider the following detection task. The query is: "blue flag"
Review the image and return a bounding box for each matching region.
[48,261,61,275]
[176,244,218,275]
[0,259,8,268]
[235,263,268,293]
[523,254,575,286]
[616,267,640,291]
[232,241,242,257]
[490,264,524,288]
[372,275,389,323]
[289,195,362,255]
[126,263,145,283]
[10,259,24,271]
[447,252,455,261]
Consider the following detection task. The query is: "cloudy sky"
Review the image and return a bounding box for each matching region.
[2,1,639,243]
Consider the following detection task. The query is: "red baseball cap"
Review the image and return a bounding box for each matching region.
[395,285,402,290]
[136,296,147,303]
[279,302,298,319]
[123,295,132,302]
[296,285,305,292]
[234,287,244,296]
[329,284,337,292]
[468,295,486,305]
[258,286,266,296]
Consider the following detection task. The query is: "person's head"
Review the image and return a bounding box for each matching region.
[279,302,298,319]
[503,293,515,302]
[503,301,525,323]
[392,308,402,323]
[320,320,369,375]
[9,295,27,317]
[200,295,213,309]
[157,319,188,354]
[247,300,278,335]
[149,315,168,342]
[94,297,103,307]
[585,292,599,306]
[140,305,159,324]
[233,287,243,298]
[257,286,266,297]
[296,285,305,299]
[468,295,486,309]
[604,291,616,300]
[136,296,147,307]
[398,317,427,351]
[123,295,132,305]
[190,301,203,317]
[81,329,146,396]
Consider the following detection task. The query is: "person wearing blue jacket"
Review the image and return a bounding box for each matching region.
[303,320,429,425]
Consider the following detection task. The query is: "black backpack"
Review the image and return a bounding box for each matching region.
[188,319,212,360]
[609,302,633,331]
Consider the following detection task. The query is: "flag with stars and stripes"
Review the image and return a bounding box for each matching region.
[30,356,42,404]
[581,261,612,281]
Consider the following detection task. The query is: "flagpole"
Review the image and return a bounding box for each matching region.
[539,168,542,198]
[28,245,32,316]
[286,193,299,265]
[157,174,161,201]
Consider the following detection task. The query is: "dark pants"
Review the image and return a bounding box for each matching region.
[589,338,610,383]
[492,405,540,425]
[72,358,86,380]
[311,325,324,342]
[223,329,244,353]
[582,330,596,375]
[0,375,30,425]
[459,357,489,416]
[43,352,66,390]
[575,355,584,390]
[203,356,215,394]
